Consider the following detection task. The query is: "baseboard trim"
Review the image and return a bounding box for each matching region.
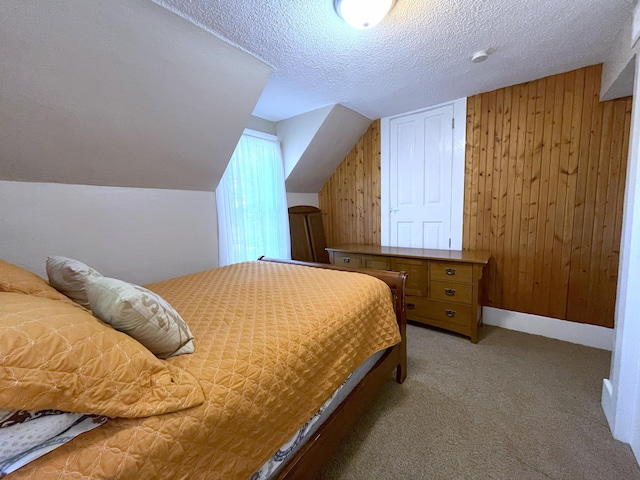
[483,307,613,350]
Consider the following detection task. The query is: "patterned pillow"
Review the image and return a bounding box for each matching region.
[85,277,195,359]
[46,256,102,308]
[0,409,107,477]
[0,259,78,306]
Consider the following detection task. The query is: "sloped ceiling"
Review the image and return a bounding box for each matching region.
[278,106,334,179]
[0,0,271,191]
[283,105,372,193]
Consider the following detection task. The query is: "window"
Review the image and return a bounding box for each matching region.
[216,131,291,266]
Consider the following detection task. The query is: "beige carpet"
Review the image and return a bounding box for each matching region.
[317,324,640,480]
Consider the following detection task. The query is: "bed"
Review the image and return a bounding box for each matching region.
[0,256,407,479]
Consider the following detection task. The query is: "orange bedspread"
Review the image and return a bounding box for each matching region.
[8,261,400,479]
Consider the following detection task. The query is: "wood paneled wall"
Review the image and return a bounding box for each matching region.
[317,65,631,328]
[319,120,381,246]
[464,65,632,327]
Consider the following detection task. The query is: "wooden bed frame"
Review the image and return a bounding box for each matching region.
[258,257,407,479]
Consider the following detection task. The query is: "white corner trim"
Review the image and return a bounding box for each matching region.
[602,378,615,429]
[450,97,466,251]
[483,307,614,351]
[633,1,640,47]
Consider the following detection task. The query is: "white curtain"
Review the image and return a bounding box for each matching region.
[216,132,291,266]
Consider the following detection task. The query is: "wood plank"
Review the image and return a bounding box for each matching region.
[585,100,613,325]
[502,85,522,311]
[355,132,365,244]
[336,159,344,244]
[319,187,329,246]
[362,125,372,245]
[610,99,632,280]
[496,87,512,307]
[346,148,354,243]
[566,65,598,321]
[523,79,545,313]
[532,75,555,311]
[505,82,528,312]
[573,66,603,323]
[599,100,628,327]
[516,81,535,310]
[549,69,578,319]
[488,88,503,305]
[485,90,497,256]
[541,73,564,315]
[463,98,475,249]
[476,94,489,256]
[372,120,381,245]
[469,95,483,251]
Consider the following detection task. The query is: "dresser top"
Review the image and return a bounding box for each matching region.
[326,244,491,264]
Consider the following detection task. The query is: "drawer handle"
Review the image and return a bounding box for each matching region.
[444,268,457,276]
[342,258,350,263]
[445,309,456,317]
[406,303,415,310]
[444,288,456,296]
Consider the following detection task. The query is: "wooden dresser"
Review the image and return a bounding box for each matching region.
[326,245,490,343]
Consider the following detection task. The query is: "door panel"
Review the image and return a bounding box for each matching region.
[396,222,413,246]
[423,222,442,249]
[424,115,444,206]
[396,121,418,208]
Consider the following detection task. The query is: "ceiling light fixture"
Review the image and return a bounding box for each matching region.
[334,0,396,30]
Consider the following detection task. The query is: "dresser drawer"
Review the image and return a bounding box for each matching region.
[430,280,473,304]
[391,258,428,297]
[430,261,473,283]
[332,252,362,266]
[362,255,391,270]
[405,296,474,335]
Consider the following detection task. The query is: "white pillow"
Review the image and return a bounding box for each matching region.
[85,276,194,359]
[0,410,107,476]
[46,256,102,307]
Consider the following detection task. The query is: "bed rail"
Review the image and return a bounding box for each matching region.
[258,257,407,479]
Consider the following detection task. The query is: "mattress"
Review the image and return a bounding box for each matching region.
[7,261,400,479]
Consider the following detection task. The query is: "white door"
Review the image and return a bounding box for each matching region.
[388,104,454,249]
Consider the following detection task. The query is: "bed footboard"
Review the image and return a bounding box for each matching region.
[258,256,407,383]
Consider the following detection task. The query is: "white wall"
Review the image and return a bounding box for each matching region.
[601,7,640,466]
[247,115,277,136]
[0,181,218,285]
[286,193,319,208]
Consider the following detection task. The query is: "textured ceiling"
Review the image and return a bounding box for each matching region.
[154,0,633,122]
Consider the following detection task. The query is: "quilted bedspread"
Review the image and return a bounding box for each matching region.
[8,261,400,479]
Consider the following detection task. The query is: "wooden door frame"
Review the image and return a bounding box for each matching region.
[380,97,467,249]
